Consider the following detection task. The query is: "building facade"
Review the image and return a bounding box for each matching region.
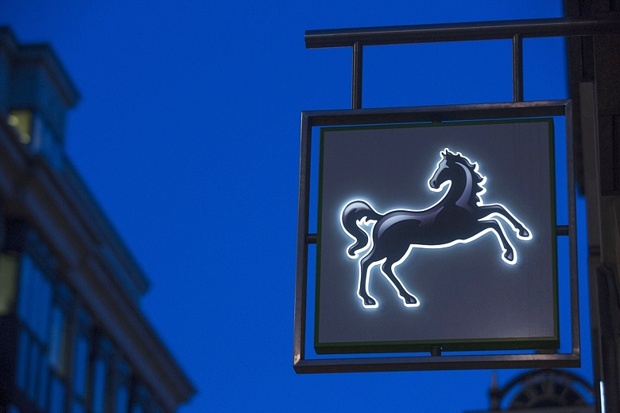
[0,28,194,413]
[565,0,620,411]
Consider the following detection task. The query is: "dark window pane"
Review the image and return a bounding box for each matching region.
[49,305,68,376]
[27,341,40,400]
[16,329,30,390]
[115,384,129,413]
[130,384,153,413]
[49,376,66,413]
[114,359,131,413]
[8,405,21,413]
[16,257,52,340]
[16,259,33,325]
[34,271,52,340]
[92,358,107,413]
[72,401,86,413]
[73,334,89,398]
[0,253,19,315]
[131,405,144,413]
[37,353,49,409]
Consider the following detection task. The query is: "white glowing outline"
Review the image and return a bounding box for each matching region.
[339,148,533,309]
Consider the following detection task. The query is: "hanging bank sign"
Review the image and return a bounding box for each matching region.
[294,102,579,373]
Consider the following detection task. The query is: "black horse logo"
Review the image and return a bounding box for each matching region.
[340,149,532,309]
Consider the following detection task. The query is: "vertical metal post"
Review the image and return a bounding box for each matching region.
[352,42,363,109]
[512,34,524,102]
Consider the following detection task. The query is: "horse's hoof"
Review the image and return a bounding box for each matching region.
[363,297,377,307]
[504,250,514,262]
[519,229,530,238]
[404,296,418,306]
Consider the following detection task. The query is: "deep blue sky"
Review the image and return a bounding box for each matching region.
[3,1,593,412]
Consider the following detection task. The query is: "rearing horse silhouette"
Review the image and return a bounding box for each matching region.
[341,148,532,309]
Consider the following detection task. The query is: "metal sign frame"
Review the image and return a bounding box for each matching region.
[294,100,578,373]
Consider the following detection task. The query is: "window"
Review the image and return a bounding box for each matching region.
[130,384,147,413]
[7,109,33,144]
[7,108,63,167]
[15,254,73,412]
[114,360,131,413]
[49,303,69,376]
[92,356,108,413]
[15,255,53,408]
[72,311,91,413]
[17,255,52,341]
[73,333,89,398]
[0,252,19,315]
[48,286,72,413]
[49,375,66,413]
[115,385,130,413]
[81,335,117,413]
[15,329,29,390]
[11,245,168,413]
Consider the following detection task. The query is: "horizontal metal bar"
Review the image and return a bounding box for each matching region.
[294,353,580,374]
[303,100,569,127]
[306,17,620,49]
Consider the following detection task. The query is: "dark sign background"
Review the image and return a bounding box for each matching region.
[316,119,557,353]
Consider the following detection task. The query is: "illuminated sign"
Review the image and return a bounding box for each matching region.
[294,102,580,373]
[315,117,557,355]
[341,148,533,309]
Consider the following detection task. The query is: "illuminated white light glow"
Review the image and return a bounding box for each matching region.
[339,148,533,309]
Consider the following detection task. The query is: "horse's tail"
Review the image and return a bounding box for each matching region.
[341,200,382,258]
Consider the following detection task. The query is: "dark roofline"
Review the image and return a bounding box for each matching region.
[0,26,80,107]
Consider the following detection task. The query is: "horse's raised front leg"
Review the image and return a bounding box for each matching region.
[477,204,532,239]
[478,219,517,264]
[358,254,378,308]
[381,253,419,307]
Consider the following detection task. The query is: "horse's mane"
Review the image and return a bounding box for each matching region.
[444,150,486,200]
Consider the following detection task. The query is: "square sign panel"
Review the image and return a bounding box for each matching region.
[293,101,579,373]
[317,119,556,353]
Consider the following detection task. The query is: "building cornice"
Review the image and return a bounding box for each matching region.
[0,27,80,108]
